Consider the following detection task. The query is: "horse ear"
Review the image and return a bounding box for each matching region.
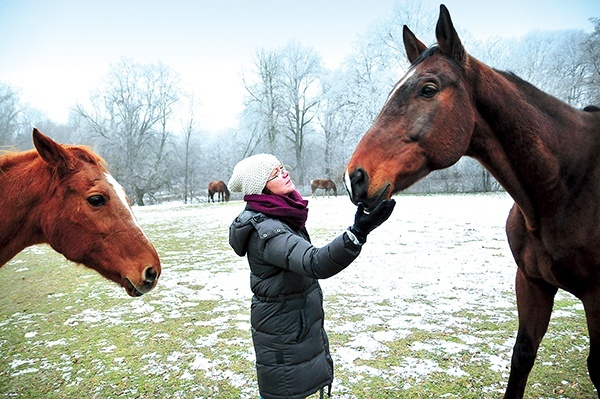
[32,128,71,170]
[403,25,428,64]
[435,4,466,63]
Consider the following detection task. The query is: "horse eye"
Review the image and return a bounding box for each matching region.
[420,84,438,98]
[87,195,107,207]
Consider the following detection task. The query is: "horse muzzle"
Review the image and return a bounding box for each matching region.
[344,168,392,211]
[123,265,160,297]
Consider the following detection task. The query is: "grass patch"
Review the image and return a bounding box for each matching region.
[1,199,597,398]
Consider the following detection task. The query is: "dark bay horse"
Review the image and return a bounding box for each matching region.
[0,129,161,297]
[345,5,600,398]
[310,179,338,198]
[208,180,230,202]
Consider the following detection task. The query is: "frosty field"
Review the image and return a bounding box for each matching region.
[0,193,595,398]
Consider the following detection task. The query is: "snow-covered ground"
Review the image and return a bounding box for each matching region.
[138,191,523,397]
[3,192,591,398]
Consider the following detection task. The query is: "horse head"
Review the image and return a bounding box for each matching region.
[32,129,161,296]
[345,4,475,210]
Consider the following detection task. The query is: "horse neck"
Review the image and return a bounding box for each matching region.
[468,57,597,230]
[0,152,50,264]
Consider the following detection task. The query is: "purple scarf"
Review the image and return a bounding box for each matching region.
[244,190,309,230]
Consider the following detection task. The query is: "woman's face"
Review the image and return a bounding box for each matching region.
[265,165,295,195]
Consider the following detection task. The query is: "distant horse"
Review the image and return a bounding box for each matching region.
[310,179,337,198]
[345,5,600,398]
[0,129,161,297]
[208,180,230,202]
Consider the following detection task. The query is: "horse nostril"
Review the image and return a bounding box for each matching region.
[350,168,369,200]
[143,266,158,284]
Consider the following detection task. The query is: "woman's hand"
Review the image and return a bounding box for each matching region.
[350,199,396,243]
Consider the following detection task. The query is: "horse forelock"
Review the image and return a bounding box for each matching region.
[414,45,469,72]
[412,45,438,66]
[66,145,108,172]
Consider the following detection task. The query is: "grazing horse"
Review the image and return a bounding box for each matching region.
[0,129,161,297]
[208,180,230,202]
[310,179,338,198]
[345,5,600,398]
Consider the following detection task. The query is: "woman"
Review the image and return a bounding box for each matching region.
[228,154,395,399]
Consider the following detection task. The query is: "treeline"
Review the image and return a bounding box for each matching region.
[1,3,598,204]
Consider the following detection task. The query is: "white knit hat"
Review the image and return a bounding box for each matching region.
[228,154,282,195]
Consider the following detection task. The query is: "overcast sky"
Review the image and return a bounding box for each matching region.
[0,0,598,134]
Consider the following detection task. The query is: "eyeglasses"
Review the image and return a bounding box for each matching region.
[267,165,288,182]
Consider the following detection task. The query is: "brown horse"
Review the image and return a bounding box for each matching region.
[310,179,337,198]
[208,180,230,202]
[345,5,600,398]
[0,129,161,297]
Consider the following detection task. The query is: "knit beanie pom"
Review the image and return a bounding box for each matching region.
[228,154,282,195]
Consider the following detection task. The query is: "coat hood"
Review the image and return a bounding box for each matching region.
[229,209,264,256]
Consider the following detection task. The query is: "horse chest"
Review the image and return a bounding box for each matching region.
[508,210,600,294]
[532,230,599,295]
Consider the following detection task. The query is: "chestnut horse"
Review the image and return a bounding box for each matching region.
[345,5,600,398]
[208,180,230,202]
[0,129,161,297]
[310,179,337,198]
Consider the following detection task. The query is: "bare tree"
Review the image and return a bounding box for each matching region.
[317,69,361,181]
[179,94,199,204]
[372,0,437,67]
[279,41,322,184]
[243,48,283,154]
[74,59,181,205]
[0,83,22,146]
[581,18,600,106]
[334,1,437,138]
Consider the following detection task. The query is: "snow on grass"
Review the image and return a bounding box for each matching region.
[1,192,594,398]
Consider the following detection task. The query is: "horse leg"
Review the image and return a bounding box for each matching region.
[504,269,557,399]
[582,292,600,392]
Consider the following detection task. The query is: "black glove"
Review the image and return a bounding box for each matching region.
[350,199,396,244]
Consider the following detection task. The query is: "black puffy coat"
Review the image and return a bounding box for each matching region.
[229,208,361,399]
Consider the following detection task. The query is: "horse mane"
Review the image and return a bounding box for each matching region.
[488,68,574,114]
[0,150,37,173]
[498,71,544,95]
